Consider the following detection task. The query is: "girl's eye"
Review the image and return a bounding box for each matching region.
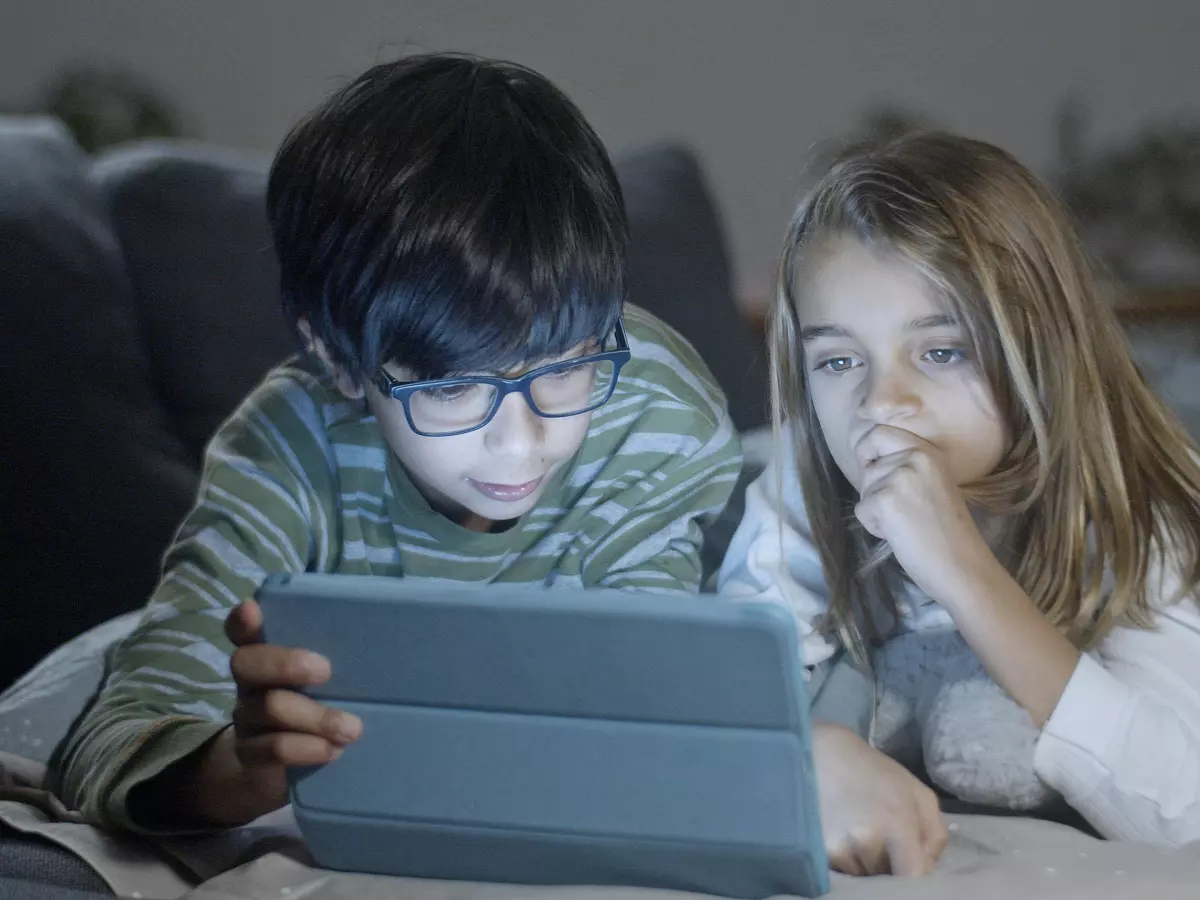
[816,356,859,374]
[924,347,966,365]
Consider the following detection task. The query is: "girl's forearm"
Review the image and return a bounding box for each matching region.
[937,560,1081,727]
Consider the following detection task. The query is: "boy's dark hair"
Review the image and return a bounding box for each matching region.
[267,53,628,384]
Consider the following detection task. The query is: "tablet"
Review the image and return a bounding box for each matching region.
[256,573,829,899]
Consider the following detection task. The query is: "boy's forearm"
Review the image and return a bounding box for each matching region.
[56,713,230,834]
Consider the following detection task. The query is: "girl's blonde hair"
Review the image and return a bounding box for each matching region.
[772,131,1200,661]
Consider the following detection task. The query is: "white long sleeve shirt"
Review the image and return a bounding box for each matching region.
[718,439,1200,847]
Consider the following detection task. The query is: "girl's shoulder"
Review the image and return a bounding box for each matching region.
[1095,525,1200,663]
[1142,515,1200,612]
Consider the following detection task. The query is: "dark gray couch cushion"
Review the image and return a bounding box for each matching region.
[92,143,293,464]
[0,118,196,689]
[619,142,768,431]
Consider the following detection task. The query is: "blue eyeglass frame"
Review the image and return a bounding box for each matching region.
[373,319,632,437]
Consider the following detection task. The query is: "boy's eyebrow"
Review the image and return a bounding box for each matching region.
[496,339,600,378]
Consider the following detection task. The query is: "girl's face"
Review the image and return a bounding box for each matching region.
[800,237,1008,493]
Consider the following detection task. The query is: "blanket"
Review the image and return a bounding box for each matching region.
[2,752,1197,900]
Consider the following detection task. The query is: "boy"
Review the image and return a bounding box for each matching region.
[57,53,741,832]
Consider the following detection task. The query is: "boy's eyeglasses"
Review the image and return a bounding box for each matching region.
[373,320,632,437]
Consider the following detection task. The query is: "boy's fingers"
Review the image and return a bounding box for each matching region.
[231,644,331,689]
[237,689,362,744]
[225,600,265,646]
[235,731,342,769]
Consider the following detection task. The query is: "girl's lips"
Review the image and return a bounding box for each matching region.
[467,476,545,502]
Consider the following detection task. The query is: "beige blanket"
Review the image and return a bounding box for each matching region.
[2,753,1197,900]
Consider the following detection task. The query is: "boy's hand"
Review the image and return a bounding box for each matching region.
[190,599,362,826]
[813,722,948,877]
[226,598,362,768]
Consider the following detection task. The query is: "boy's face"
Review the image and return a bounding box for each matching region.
[361,355,594,528]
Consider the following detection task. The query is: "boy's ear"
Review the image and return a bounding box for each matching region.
[297,319,364,400]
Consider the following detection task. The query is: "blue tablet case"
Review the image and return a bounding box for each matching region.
[256,574,829,898]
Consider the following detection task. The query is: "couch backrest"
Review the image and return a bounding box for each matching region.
[92,143,294,465]
[0,120,199,686]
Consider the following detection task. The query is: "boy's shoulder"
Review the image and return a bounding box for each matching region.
[233,355,359,426]
[618,304,730,434]
[211,355,372,467]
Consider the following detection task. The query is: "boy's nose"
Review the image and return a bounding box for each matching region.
[484,392,544,457]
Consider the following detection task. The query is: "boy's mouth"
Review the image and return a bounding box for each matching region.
[467,476,545,503]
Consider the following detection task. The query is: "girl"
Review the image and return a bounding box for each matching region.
[720,132,1200,856]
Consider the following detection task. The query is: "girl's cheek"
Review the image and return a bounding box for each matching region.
[966,377,1003,424]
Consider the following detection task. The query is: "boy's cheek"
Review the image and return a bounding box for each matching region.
[549,412,593,458]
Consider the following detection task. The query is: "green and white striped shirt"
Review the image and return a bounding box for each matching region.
[57,304,743,832]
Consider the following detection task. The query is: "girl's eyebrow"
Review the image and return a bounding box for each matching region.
[910,314,957,329]
[801,314,958,343]
[800,324,849,342]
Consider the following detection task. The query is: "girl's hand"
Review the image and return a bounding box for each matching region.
[853,425,1081,728]
[853,424,1000,607]
[814,722,948,876]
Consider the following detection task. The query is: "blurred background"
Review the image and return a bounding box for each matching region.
[3,0,1199,308]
